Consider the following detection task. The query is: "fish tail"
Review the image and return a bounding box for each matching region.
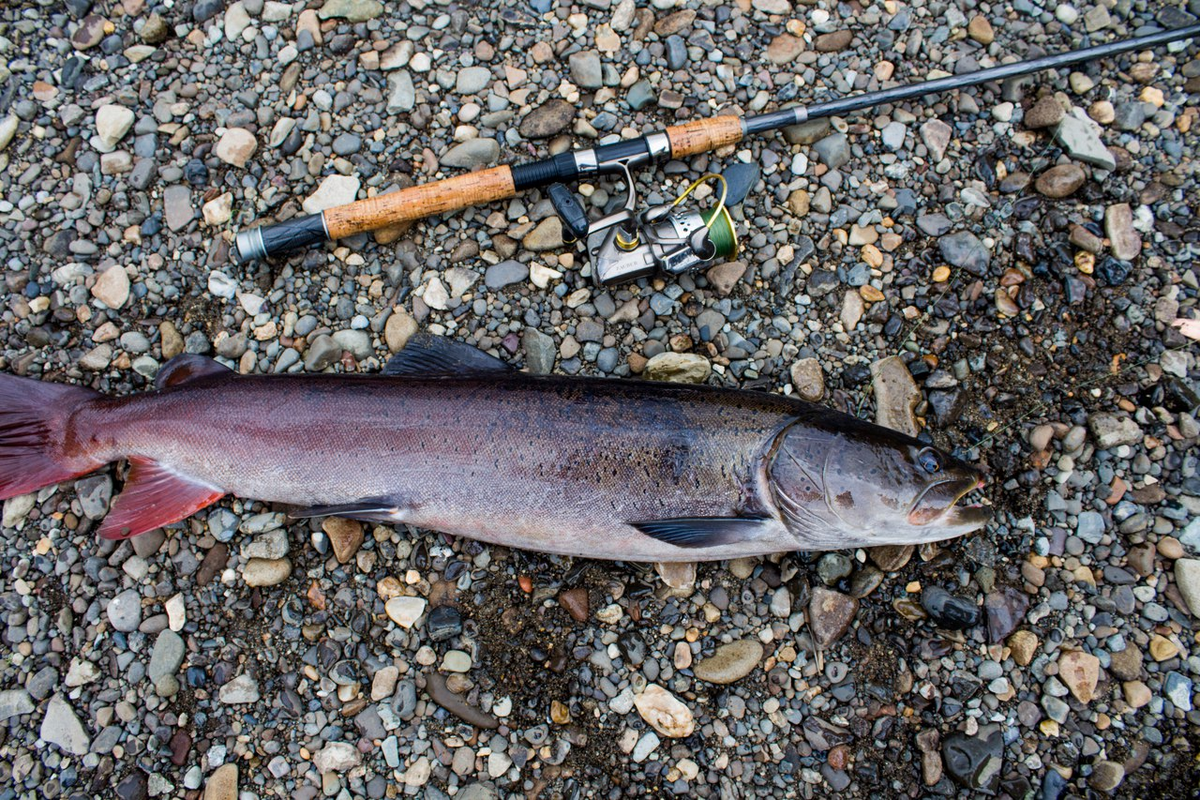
[0,372,104,502]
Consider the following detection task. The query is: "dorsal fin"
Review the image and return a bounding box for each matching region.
[382,333,514,377]
[156,355,234,389]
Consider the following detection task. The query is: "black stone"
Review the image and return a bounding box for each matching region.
[617,631,646,665]
[943,727,1003,790]
[921,586,979,630]
[426,606,462,643]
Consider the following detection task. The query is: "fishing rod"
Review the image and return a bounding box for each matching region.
[232,23,1200,286]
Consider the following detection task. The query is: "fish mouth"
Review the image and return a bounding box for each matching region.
[907,476,991,529]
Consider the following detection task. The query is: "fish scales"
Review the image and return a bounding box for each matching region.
[0,335,989,560]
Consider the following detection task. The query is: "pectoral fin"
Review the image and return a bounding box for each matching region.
[288,497,404,523]
[97,457,225,540]
[631,516,774,549]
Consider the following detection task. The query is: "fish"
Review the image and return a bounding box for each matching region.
[0,334,990,561]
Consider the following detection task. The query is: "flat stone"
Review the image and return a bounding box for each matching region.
[1055,114,1115,170]
[967,15,994,44]
[243,557,291,586]
[41,695,90,755]
[318,0,383,21]
[943,727,1003,791]
[789,357,824,402]
[869,356,920,437]
[809,587,858,648]
[1176,559,1200,616]
[0,116,18,153]
[385,596,427,628]
[644,352,710,383]
[1035,164,1086,198]
[1008,631,1038,666]
[0,689,34,721]
[303,175,360,215]
[693,640,763,684]
[705,260,746,295]
[519,99,575,139]
[214,128,256,168]
[202,764,237,800]
[920,119,951,161]
[203,192,233,226]
[1025,96,1065,129]
[1089,761,1124,793]
[1058,650,1100,703]
[811,132,850,169]
[938,231,990,276]
[455,66,492,95]
[322,517,364,564]
[218,674,260,704]
[765,34,804,64]
[441,138,500,170]
[814,30,853,52]
[568,51,603,89]
[1088,413,1142,448]
[164,185,194,232]
[522,217,563,251]
[633,685,694,738]
[1104,203,1140,261]
[388,71,415,111]
[148,630,185,682]
[385,310,418,352]
[92,265,130,309]
[314,742,362,773]
[484,260,528,289]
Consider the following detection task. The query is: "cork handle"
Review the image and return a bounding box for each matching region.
[664,116,745,157]
[324,166,516,239]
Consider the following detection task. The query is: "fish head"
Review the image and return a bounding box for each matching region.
[767,417,990,547]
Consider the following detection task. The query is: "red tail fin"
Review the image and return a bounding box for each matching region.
[0,372,104,501]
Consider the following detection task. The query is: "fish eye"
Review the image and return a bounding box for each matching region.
[917,449,942,474]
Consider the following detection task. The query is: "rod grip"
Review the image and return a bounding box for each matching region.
[664,116,745,157]
[233,213,328,263]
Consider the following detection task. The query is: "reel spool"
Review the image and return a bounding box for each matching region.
[549,167,751,286]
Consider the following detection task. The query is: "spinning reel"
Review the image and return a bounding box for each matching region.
[547,162,757,287]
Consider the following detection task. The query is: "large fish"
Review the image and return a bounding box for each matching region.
[0,334,989,560]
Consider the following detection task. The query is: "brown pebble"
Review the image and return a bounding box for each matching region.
[424,672,499,729]
[196,543,228,587]
[323,517,364,564]
[827,743,850,769]
[1035,164,1086,198]
[169,729,191,766]
[557,588,589,622]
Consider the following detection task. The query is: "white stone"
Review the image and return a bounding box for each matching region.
[385,596,427,628]
[41,695,90,755]
[95,104,135,150]
[1176,559,1200,617]
[214,128,257,168]
[422,277,449,310]
[224,1,252,40]
[208,270,238,300]
[313,742,361,774]
[91,265,131,309]
[633,685,694,738]
[303,174,360,214]
[202,192,233,226]
[0,116,18,152]
[65,658,101,687]
[218,674,260,704]
[165,593,186,631]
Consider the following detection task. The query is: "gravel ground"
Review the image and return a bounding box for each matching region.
[0,0,1198,797]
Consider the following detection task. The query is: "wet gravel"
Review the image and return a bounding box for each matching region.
[1,0,1199,797]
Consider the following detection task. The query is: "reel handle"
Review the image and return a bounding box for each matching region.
[548,184,590,244]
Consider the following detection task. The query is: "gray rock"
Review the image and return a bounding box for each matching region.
[163,185,194,232]
[920,119,951,160]
[1088,413,1142,448]
[218,674,260,704]
[148,630,185,682]
[107,589,142,632]
[870,356,920,437]
[1112,101,1146,132]
[304,335,340,371]
[881,121,906,150]
[485,260,528,290]
[41,695,90,755]
[455,67,491,95]
[1055,114,1115,170]
[388,71,415,112]
[0,689,34,721]
[1164,671,1193,711]
[331,329,372,360]
[75,475,112,518]
[519,100,575,139]
[441,139,500,170]
[1075,511,1105,544]
[569,51,603,89]
[938,231,990,276]
[812,133,850,169]
[626,80,655,110]
[522,329,555,374]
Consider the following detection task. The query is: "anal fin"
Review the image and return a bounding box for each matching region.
[97,457,225,540]
[288,497,404,524]
[631,516,773,549]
